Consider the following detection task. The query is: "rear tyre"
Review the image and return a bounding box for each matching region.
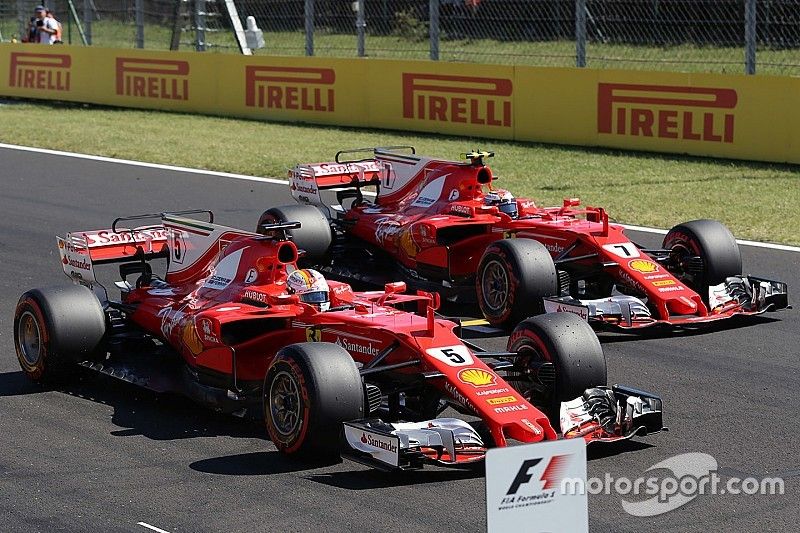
[256,205,332,260]
[476,239,558,328]
[663,219,742,301]
[263,342,364,460]
[507,313,606,423]
[13,285,107,384]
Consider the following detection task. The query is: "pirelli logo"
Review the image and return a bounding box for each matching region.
[9,52,71,91]
[115,58,189,100]
[245,66,335,111]
[598,83,737,143]
[402,73,512,127]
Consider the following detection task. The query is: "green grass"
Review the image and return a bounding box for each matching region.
[1,100,798,245]
[15,18,797,76]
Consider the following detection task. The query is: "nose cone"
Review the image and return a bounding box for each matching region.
[668,296,698,315]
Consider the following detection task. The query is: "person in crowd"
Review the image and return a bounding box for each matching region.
[30,5,60,44]
[46,9,64,44]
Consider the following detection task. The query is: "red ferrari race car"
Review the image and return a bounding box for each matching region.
[260,147,789,330]
[14,212,662,470]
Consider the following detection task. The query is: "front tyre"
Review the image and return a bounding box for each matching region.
[663,219,742,301]
[14,285,107,384]
[476,239,558,328]
[507,313,606,422]
[263,342,364,460]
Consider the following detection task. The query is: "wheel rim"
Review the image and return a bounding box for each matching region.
[482,259,510,312]
[269,370,302,438]
[668,241,698,284]
[506,344,557,406]
[17,311,42,367]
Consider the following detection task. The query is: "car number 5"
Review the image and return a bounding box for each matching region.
[426,345,474,367]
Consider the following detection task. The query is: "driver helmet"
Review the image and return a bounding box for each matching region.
[287,268,330,311]
[484,189,518,219]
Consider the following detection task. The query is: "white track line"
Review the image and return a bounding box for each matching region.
[137,522,172,533]
[2,142,798,253]
[0,142,287,186]
[619,224,800,252]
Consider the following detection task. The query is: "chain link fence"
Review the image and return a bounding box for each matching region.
[2,0,239,50]
[1,0,798,75]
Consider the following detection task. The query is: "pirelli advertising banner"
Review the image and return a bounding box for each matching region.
[1,43,798,164]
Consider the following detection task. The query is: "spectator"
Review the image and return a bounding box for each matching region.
[46,9,64,44]
[32,5,59,44]
[22,13,37,42]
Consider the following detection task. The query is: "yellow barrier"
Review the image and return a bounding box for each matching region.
[1,44,798,164]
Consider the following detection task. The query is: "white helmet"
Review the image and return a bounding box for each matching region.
[287,268,330,311]
[484,189,518,218]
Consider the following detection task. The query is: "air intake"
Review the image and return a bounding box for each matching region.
[364,383,382,414]
[557,270,570,295]
[535,362,556,387]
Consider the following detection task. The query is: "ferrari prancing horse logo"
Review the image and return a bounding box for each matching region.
[305,327,322,342]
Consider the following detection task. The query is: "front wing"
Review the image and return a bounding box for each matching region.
[341,385,664,471]
[544,275,789,330]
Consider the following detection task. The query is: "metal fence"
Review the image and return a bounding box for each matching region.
[1,0,798,75]
[2,0,239,50]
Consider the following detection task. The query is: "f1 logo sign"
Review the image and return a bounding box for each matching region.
[507,458,543,495]
[506,454,572,495]
[486,438,587,533]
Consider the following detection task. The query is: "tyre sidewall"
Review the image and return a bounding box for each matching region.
[476,244,519,325]
[477,239,558,327]
[508,314,606,406]
[263,343,364,458]
[14,296,52,381]
[13,286,106,383]
[264,356,312,454]
[664,219,742,289]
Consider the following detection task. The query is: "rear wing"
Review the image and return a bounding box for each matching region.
[288,147,420,206]
[289,160,381,206]
[56,210,213,296]
[57,225,169,299]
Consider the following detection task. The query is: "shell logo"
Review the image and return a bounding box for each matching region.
[458,368,497,387]
[399,228,419,258]
[628,259,659,274]
[182,321,204,355]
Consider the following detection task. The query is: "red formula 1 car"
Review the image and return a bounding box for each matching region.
[13,212,662,470]
[260,147,789,330]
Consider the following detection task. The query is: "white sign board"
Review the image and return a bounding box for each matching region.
[486,438,588,533]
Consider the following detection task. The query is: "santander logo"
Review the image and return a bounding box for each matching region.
[361,432,398,452]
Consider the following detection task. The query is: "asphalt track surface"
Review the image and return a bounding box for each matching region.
[0,146,797,533]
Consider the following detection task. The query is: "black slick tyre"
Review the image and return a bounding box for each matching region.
[256,205,332,260]
[13,285,106,384]
[263,342,364,460]
[476,238,558,328]
[507,313,606,422]
[663,219,742,299]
